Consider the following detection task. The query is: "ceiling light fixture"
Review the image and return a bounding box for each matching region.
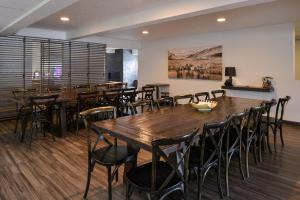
[60,17,70,22]
[217,17,226,22]
[142,30,149,35]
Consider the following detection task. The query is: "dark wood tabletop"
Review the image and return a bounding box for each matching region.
[92,96,264,151]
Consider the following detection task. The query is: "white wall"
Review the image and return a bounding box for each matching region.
[296,39,300,80]
[139,23,300,122]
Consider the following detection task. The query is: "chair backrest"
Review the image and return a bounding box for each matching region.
[173,94,193,106]
[226,111,248,157]
[211,90,226,99]
[199,119,230,172]
[245,105,265,140]
[274,96,291,123]
[103,89,122,107]
[262,99,276,124]
[74,84,91,93]
[80,106,117,155]
[77,91,99,111]
[142,85,155,100]
[30,94,59,114]
[121,88,137,104]
[132,80,138,88]
[194,92,210,102]
[150,128,198,196]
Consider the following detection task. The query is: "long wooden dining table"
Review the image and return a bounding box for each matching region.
[92,96,264,152]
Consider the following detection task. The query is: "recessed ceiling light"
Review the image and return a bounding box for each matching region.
[217,17,226,22]
[142,30,149,35]
[60,17,70,22]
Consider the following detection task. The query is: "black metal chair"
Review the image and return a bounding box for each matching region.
[224,111,248,196]
[242,105,265,178]
[125,129,197,200]
[29,94,59,145]
[76,91,100,135]
[259,99,276,156]
[80,106,138,200]
[119,88,137,116]
[173,94,193,106]
[269,96,291,152]
[211,90,226,99]
[194,92,210,103]
[141,85,155,101]
[189,120,230,200]
[12,88,37,137]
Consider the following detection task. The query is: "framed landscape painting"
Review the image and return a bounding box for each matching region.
[168,45,222,80]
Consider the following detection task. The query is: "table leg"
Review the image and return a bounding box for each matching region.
[123,145,140,181]
[156,86,160,100]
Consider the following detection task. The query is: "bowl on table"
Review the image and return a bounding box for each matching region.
[190,100,218,112]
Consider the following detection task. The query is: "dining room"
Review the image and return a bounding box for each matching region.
[1,0,300,200]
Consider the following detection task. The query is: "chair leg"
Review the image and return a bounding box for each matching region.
[266,128,272,153]
[107,166,112,200]
[225,153,230,196]
[126,180,131,200]
[253,140,258,165]
[217,161,223,199]
[279,125,284,146]
[197,168,203,200]
[245,144,250,179]
[14,114,20,133]
[273,127,277,153]
[239,141,246,180]
[83,161,93,199]
[259,136,263,162]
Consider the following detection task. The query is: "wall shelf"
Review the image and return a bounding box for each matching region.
[221,85,274,92]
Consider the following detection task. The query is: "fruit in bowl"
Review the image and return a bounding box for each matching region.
[190,100,218,111]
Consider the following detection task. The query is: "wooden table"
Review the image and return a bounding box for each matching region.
[11,91,78,138]
[92,96,263,152]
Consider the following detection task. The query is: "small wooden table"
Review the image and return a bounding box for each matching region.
[92,96,263,152]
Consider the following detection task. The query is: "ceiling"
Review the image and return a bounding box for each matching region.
[31,0,175,31]
[97,0,300,41]
[1,0,300,41]
[0,0,41,30]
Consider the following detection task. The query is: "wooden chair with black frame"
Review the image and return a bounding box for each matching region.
[189,119,230,200]
[173,94,193,107]
[267,96,291,152]
[224,111,248,197]
[12,88,37,140]
[29,94,59,146]
[211,90,226,99]
[76,91,100,135]
[242,105,265,178]
[125,128,197,200]
[194,92,210,103]
[80,106,138,200]
[258,99,276,157]
[128,86,155,114]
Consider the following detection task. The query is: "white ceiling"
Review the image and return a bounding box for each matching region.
[31,0,175,31]
[1,0,300,41]
[97,0,300,41]
[0,0,41,30]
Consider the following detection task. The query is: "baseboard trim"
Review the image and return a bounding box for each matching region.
[283,120,300,126]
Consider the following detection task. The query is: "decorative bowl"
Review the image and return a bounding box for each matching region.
[190,100,218,111]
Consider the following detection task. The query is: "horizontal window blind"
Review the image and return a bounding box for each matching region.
[0,35,106,119]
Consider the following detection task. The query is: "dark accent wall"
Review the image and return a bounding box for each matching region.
[106,49,138,86]
[106,49,123,82]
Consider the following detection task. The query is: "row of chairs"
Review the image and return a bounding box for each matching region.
[79,92,290,200]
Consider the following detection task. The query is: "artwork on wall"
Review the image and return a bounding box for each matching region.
[168,45,223,80]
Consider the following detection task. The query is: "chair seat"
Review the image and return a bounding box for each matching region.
[93,145,133,166]
[126,161,181,190]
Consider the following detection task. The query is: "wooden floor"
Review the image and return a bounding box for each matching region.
[0,120,300,200]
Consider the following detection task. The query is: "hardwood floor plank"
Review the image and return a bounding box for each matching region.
[0,120,300,199]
